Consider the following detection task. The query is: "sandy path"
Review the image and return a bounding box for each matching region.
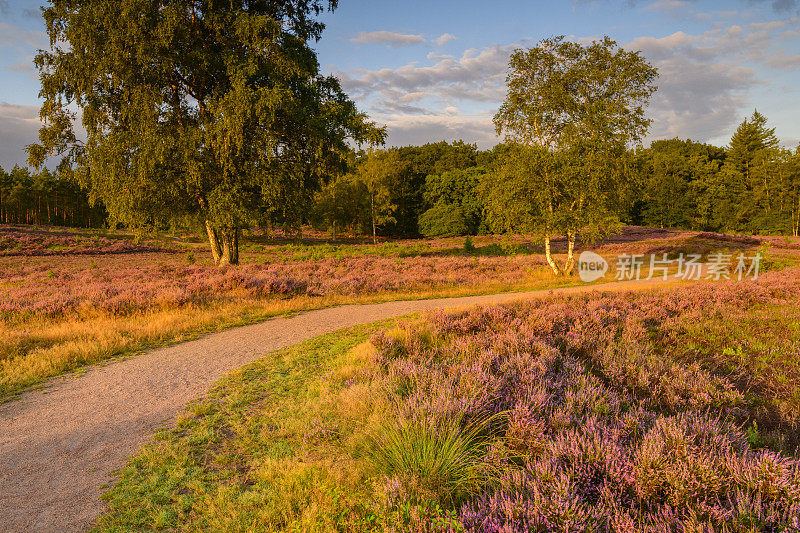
[0,278,681,532]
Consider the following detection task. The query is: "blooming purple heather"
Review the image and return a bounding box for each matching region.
[0,252,553,318]
[0,226,173,256]
[369,268,800,530]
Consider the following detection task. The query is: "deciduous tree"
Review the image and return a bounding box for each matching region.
[355,149,398,244]
[491,36,657,275]
[28,0,383,265]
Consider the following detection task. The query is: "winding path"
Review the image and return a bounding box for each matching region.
[0,278,681,532]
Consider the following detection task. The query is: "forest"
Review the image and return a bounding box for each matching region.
[6,109,798,239]
[311,110,800,240]
[0,165,106,228]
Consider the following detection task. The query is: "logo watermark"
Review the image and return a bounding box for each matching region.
[578,252,761,283]
[578,251,609,282]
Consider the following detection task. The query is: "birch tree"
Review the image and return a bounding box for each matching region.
[356,149,398,244]
[491,36,657,275]
[28,0,383,265]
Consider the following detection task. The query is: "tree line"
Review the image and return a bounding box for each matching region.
[315,110,800,245]
[8,111,798,240]
[23,0,799,268]
[0,165,105,228]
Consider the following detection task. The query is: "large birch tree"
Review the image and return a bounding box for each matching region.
[28,0,383,265]
[490,36,657,275]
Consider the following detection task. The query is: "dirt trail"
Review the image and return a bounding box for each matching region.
[0,278,681,532]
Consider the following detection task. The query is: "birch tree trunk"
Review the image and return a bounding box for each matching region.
[205,219,223,265]
[216,226,239,266]
[563,230,576,275]
[371,192,377,245]
[544,234,561,275]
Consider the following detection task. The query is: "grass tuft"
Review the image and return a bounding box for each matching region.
[365,415,496,506]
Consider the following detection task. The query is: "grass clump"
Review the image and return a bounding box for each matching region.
[365,416,495,507]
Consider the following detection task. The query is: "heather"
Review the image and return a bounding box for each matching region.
[0,225,175,256]
[97,270,800,531]
[2,223,795,401]
[1,254,549,319]
[0,231,563,400]
[370,271,800,530]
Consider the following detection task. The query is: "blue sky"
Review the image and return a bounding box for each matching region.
[1,0,799,168]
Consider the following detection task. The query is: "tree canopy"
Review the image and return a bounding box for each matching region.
[489,35,658,274]
[28,0,383,264]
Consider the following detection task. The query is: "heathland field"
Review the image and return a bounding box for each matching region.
[96,264,800,531]
[3,224,800,530]
[3,224,798,402]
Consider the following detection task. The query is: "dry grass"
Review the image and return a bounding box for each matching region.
[0,273,576,401]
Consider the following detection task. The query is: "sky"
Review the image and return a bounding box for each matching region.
[1,0,799,169]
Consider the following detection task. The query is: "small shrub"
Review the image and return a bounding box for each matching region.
[463,236,475,254]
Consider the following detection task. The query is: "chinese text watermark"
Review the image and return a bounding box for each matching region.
[578,251,761,283]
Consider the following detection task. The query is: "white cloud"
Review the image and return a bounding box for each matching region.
[433,33,457,46]
[0,22,46,48]
[350,31,425,47]
[350,31,458,48]
[0,102,41,169]
[338,43,516,103]
[337,15,800,148]
[381,113,499,148]
[335,43,518,147]
[625,18,800,143]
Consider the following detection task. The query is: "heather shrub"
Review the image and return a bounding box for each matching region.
[367,273,800,530]
[0,226,173,256]
[0,254,550,319]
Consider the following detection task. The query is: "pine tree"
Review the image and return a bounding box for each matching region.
[726,110,780,231]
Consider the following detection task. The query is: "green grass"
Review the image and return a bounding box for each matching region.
[673,302,800,448]
[365,415,497,507]
[96,320,462,532]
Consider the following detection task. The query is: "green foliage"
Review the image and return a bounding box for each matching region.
[418,203,469,238]
[386,141,480,236]
[728,110,780,177]
[310,174,369,237]
[356,149,400,243]
[630,113,800,236]
[423,166,486,234]
[309,141,483,238]
[463,236,475,253]
[636,139,726,230]
[494,35,657,149]
[29,0,383,264]
[489,35,658,275]
[745,420,762,448]
[0,165,104,227]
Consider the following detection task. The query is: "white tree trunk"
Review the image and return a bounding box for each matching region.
[544,234,561,275]
[563,230,576,275]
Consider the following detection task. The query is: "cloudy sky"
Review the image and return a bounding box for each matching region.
[1,0,799,169]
